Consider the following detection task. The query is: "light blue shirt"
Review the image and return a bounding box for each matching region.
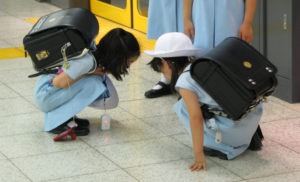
[34,53,108,131]
[174,64,262,159]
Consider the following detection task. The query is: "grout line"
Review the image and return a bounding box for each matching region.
[5,146,91,160]
[237,170,300,181]
[39,168,141,182]
[80,139,142,182]
[0,151,34,181]
[8,160,34,182]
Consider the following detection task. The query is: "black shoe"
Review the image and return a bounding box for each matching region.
[144,81,172,98]
[248,125,264,151]
[74,117,90,128]
[50,122,90,136]
[204,147,228,160]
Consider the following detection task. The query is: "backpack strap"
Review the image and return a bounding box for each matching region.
[28,68,60,78]
[201,104,229,119]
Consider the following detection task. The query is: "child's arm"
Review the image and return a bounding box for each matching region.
[179,88,207,171]
[238,0,257,43]
[52,72,87,88]
[183,0,195,38]
[91,67,106,76]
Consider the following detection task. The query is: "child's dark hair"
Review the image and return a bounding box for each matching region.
[148,57,190,92]
[93,28,140,80]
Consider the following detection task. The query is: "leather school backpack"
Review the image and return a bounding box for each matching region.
[23,8,99,77]
[190,37,278,121]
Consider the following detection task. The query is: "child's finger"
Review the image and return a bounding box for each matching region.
[191,164,198,171]
[195,165,202,171]
[203,162,207,171]
[238,31,242,39]
[191,29,195,38]
[190,164,197,171]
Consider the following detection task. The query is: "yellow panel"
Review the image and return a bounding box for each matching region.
[0,47,25,59]
[94,16,155,51]
[24,16,155,51]
[90,0,131,28]
[0,15,155,60]
[25,17,39,24]
[132,0,148,33]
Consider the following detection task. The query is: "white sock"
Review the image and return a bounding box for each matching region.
[67,120,78,128]
[152,74,170,90]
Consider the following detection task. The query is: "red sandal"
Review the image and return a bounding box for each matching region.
[53,127,77,141]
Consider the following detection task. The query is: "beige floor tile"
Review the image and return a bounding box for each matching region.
[0,132,90,158]
[131,67,162,83]
[0,9,8,16]
[95,137,193,168]
[126,159,242,182]
[110,69,147,87]
[0,1,299,181]
[261,118,300,153]
[129,55,152,71]
[4,36,26,47]
[23,95,36,106]
[12,149,119,181]
[0,26,32,40]
[48,169,138,182]
[0,153,6,160]
[0,0,60,18]
[261,99,300,122]
[116,81,156,102]
[209,139,300,179]
[171,133,193,148]
[0,112,43,137]
[269,96,300,112]
[0,83,19,99]
[0,160,30,182]
[247,171,300,182]
[119,96,177,118]
[78,106,137,123]
[0,97,38,117]
[82,118,165,147]
[0,39,11,48]
[0,68,37,84]
[143,114,187,135]
[6,79,37,97]
[0,58,34,71]
[0,16,31,28]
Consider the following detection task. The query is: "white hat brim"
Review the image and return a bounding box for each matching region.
[144,48,203,58]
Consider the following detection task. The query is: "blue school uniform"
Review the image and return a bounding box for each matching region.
[191,0,245,55]
[34,53,109,131]
[147,0,183,39]
[173,65,262,160]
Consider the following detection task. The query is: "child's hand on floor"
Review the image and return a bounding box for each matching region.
[189,151,207,172]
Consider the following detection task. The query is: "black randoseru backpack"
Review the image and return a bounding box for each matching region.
[190,37,278,121]
[23,8,99,77]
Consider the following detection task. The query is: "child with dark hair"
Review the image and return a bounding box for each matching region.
[144,0,184,98]
[146,0,257,99]
[34,28,140,139]
[145,32,263,172]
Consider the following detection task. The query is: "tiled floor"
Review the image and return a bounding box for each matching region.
[0,0,300,182]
